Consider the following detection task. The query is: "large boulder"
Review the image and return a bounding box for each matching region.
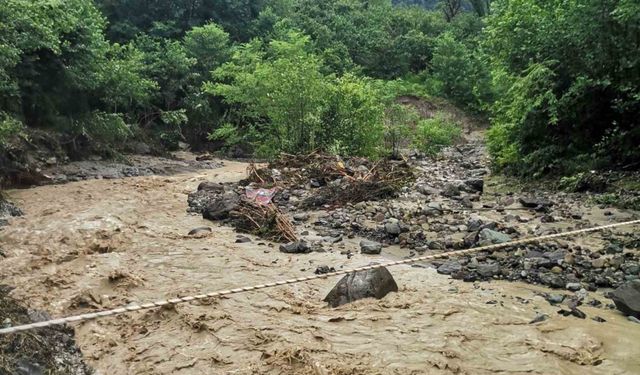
[611,280,640,318]
[202,192,240,220]
[324,267,398,307]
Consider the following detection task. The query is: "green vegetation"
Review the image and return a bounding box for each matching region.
[0,0,638,179]
[414,113,462,155]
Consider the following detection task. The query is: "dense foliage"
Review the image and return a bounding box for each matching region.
[0,0,638,177]
[484,0,640,176]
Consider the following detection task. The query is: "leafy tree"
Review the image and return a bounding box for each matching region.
[209,31,328,155]
[485,0,640,175]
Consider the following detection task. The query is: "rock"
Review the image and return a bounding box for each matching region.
[529,313,549,324]
[198,181,225,193]
[566,283,582,291]
[323,267,398,307]
[423,202,443,216]
[293,213,309,221]
[546,294,565,304]
[437,261,462,275]
[557,307,586,319]
[188,227,211,236]
[604,243,623,254]
[315,266,336,275]
[591,258,606,268]
[540,273,566,288]
[235,236,252,243]
[464,178,484,193]
[129,141,151,154]
[384,221,402,236]
[477,263,500,277]
[202,192,240,220]
[279,241,312,254]
[592,316,606,323]
[611,280,640,318]
[323,235,343,244]
[442,183,460,197]
[360,240,383,254]
[628,316,640,324]
[417,184,440,196]
[461,196,473,208]
[477,228,511,245]
[519,196,553,208]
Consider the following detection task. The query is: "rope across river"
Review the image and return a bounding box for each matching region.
[1,219,639,335]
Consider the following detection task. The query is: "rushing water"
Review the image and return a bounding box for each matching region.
[1,157,639,374]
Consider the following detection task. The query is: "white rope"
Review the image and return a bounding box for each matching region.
[1,219,638,335]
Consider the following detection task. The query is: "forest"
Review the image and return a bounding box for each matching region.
[1,0,639,177]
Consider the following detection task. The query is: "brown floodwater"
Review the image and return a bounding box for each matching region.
[1,156,639,374]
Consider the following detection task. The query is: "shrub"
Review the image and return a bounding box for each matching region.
[0,112,23,146]
[414,112,461,156]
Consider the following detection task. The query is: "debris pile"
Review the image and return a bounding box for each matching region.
[229,200,297,243]
[244,152,414,208]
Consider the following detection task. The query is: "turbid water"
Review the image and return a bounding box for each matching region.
[1,153,640,374]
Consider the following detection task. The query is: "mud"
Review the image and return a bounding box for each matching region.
[1,149,640,374]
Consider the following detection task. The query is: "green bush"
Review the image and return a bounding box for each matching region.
[414,112,462,156]
[0,112,23,146]
[207,31,386,159]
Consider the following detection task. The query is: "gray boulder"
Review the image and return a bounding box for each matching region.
[437,261,462,275]
[611,280,640,318]
[324,267,398,307]
[477,263,500,277]
[360,240,383,254]
[384,220,402,235]
[279,241,312,254]
[202,192,240,220]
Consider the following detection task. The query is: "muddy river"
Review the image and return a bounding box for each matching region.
[1,157,639,374]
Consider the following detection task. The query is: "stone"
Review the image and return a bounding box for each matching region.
[314,266,336,275]
[417,184,440,196]
[546,294,565,304]
[360,240,383,254]
[188,227,212,236]
[566,283,582,291]
[324,267,398,307]
[540,273,566,288]
[279,241,312,254]
[611,280,640,318]
[529,313,549,324]
[293,213,309,221]
[605,243,623,254]
[519,196,553,208]
[384,221,402,236]
[591,258,606,269]
[437,261,462,275]
[442,183,460,197]
[235,236,252,243]
[464,178,484,193]
[202,192,240,220]
[477,263,500,277]
[551,266,563,274]
[477,228,511,245]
